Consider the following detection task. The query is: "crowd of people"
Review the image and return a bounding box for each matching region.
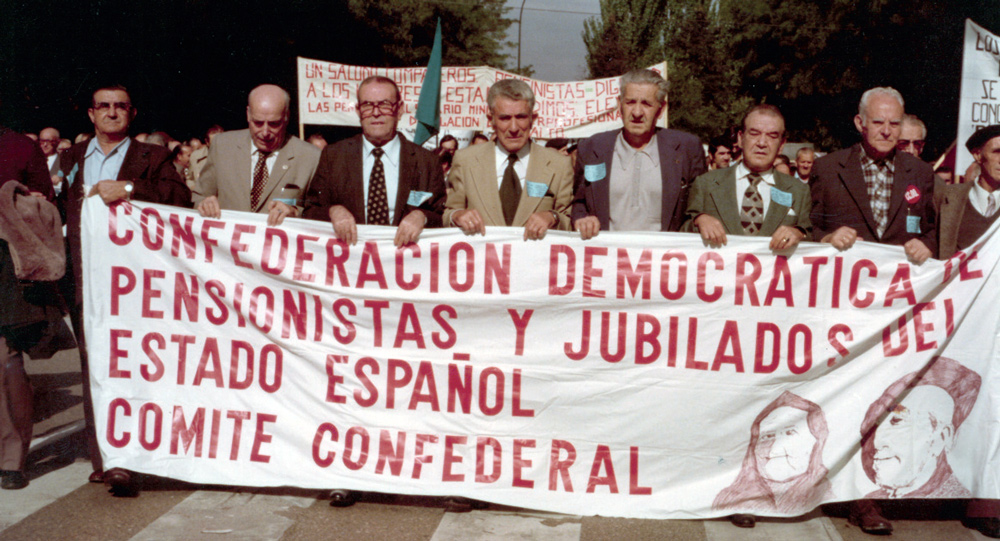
[2,68,1000,537]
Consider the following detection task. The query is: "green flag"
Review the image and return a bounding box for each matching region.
[414,18,443,146]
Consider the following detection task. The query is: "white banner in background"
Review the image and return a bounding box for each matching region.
[296,57,668,140]
[958,19,1000,175]
[82,198,1000,519]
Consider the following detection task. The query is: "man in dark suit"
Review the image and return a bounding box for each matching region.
[57,84,191,494]
[303,76,445,247]
[937,125,1000,260]
[684,104,811,253]
[572,68,705,239]
[444,78,574,240]
[196,84,320,225]
[810,87,936,266]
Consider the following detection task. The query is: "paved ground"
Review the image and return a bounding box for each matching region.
[2,342,993,540]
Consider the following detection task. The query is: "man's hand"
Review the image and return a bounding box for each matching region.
[821,226,858,250]
[769,225,806,251]
[524,211,556,241]
[452,209,486,236]
[197,195,222,218]
[394,210,427,247]
[904,238,932,264]
[87,180,131,205]
[266,200,298,226]
[329,205,358,245]
[574,216,600,240]
[694,214,727,247]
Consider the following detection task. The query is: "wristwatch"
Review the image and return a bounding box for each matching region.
[124,182,134,199]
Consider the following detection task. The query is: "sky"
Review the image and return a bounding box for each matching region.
[502,0,602,82]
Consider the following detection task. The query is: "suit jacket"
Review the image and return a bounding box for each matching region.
[683,166,812,236]
[935,181,976,260]
[571,128,706,232]
[194,129,320,213]
[302,134,445,227]
[810,144,937,254]
[443,142,574,229]
[189,145,209,181]
[57,139,191,301]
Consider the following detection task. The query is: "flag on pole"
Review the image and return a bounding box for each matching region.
[414,18,443,146]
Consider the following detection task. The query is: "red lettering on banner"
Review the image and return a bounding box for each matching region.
[803,256,827,307]
[659,252,687,299]
[227,411,250,460]
[549,245,575,295]
[193,338,224,387]
[735,254,761,306]
[960,251,984,281]
[358,241,388,288]
[586,444,618,493]
[712,321,744,372]
[325,355,347,404]
[332,298,357,344]
[250,413,276,463]
[697,252,723,302]
[396,245,420,290]
[171,405,205,456]
[884,264,916,307]
[366,300,389,347]
[583,246,607,298]
[508,309,533,356]
[448,364,472,413]
[109,203,133,245]
[549,439,576,492]
[140,332,166,381]
[342,426,369,470]
[395,303,425,348]
[142,269,165,318]
[412,434,438,479]
[565,310,590,360]
[755,323,780,373]
[787,324,813,374]
[686,317,707,370]
[375,429,406,476]
[141,207,165,250]
[764,256,794,306]
[107,398,131,447]
[600,312,627,363]
[827,324,853,366]
[200,220,224,263]
[635,314,660,364]
[169,214,196,259]
[484,243,511,294]
[913,302,937,351]
[205,280,228,324]
[281,291,308,339]
[432,305,457,348]
[209,409,222,459]
[139,402,163,451]
[354,357,380,407]
[883,314,909,357]
[442,435,467,482]
[617,249,651,299]
[476,437,502,483]
[479,367,505,415]
[261,228,288,275]
[109,329,132,378]
[174,274,199,322]
[513,439,535,488]
[629,446,652,495]
[325,239,349,286]
[449,242,475,292]
[231,224,255,269]
[293,234,319,282]
[248,286,274,333]
[110,266,136,315]
[409,361,439,411]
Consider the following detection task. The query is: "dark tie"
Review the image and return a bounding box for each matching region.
[251,151,271,209]
[367,147,389,225]
[499,152,521,226]
[740,173,764,235]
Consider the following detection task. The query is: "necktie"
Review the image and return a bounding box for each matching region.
[251,151,271,210]
[367,147,389,225]
[741,173,764,235]
[499,152,521,226]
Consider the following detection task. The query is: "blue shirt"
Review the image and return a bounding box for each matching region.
[83,137,131,188]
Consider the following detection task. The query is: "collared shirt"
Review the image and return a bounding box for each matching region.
[608,132,662,231]
[859,149,895,238]
[734,162,776,219]
[83,137,131,189]
[493,142,530,189]
[969,178,1000,217]
[46,154,57,170]
[362,134,401,223]
[248,146,280,186]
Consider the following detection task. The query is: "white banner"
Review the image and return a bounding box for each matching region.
[296,57,668,140]
[82,198,1000,519]
[958,19,1000,176]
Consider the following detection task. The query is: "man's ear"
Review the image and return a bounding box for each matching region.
[854,114,865,134]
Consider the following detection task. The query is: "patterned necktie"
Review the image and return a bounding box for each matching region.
[740,172,764,235]
[367,147,389,225]
[251,150,271,210]
[499,152,521,226]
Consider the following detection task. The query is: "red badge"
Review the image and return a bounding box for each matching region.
[904,185,921,204]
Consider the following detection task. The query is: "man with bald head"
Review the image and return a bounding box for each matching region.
[196,84,320,225]
[38,127,61,176]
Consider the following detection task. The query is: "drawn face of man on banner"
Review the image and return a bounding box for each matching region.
[871,386,955,495]
[754,406,816,483]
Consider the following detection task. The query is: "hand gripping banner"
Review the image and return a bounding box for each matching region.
[82,198,1000,519]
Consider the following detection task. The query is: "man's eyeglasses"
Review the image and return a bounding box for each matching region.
[91,102,132,113]
[897,139,925,151]
[358,100,399,115]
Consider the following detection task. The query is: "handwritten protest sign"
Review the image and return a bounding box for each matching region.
[82,199,1000,518]
[296,57,668,140]
[958,19,1000,175]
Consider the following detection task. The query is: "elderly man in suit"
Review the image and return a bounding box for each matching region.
[572,69,705,238]
[196,85,320,225]
[810,87,937,267]
[937,125,1000,260]
[444,78,573,240]
[684,104,811,252]
[302,75,445,248]
[57,84,191,495]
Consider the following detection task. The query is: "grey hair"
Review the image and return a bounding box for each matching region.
[487,79,535,112]
[620,69,668,103]
[858,87,904,119]
[902,114,927,140]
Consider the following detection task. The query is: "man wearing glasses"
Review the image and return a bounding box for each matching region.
[195,84,320,226]
[898,114,927,159]
[57,84,191,495]
[303,75,445,247]
[38,127,61,178]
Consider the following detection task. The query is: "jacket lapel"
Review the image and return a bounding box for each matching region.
[468,144,505,226]
[513,144,549,226]
[839,145,879,237]
[117,139,148,181]
[657,130,683,226]
[392,138,415,226]
[255,139,294,213]
[708,168,744,234]
[759,172,796,235]
[883,152,911,234]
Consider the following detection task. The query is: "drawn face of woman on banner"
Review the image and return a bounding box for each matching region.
[754,406,816,483]
[871,386,955,492]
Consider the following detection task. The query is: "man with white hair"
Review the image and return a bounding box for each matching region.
[898,114,927,159]
[810,87,937,265]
